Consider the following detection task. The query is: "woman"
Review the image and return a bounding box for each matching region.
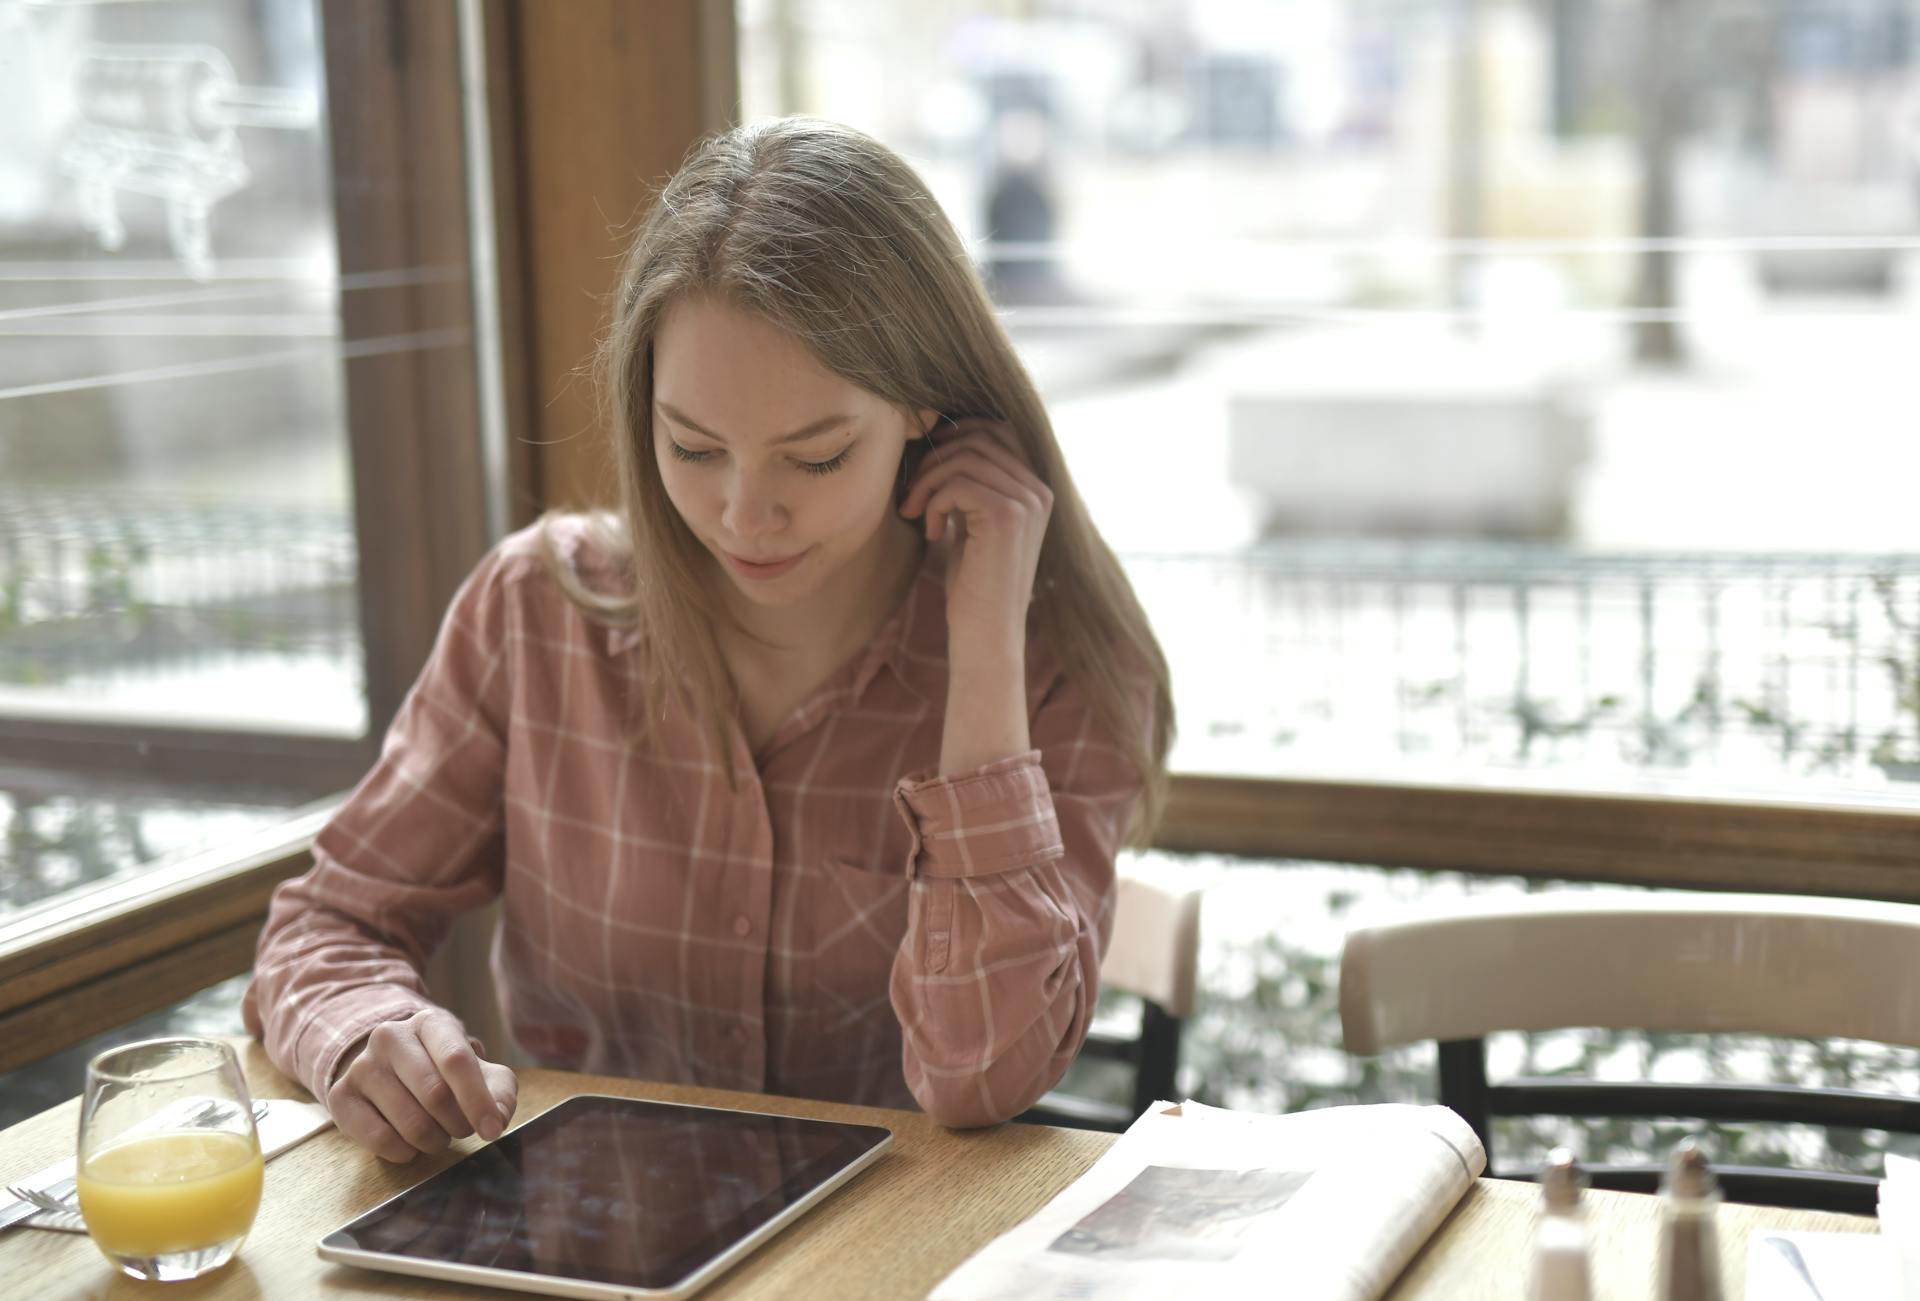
[244,117,1173,1161]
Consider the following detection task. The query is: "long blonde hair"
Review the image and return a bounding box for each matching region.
[545,117,1174,840]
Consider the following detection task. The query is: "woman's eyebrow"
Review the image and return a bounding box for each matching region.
[655,401,854,446]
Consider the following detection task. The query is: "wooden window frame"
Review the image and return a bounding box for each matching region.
[1160,775,1920,901]
[0,804,331,1075]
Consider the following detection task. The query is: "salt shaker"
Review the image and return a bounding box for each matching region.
[1527,1147,1593,1301]
[1656,1140,1725,1301]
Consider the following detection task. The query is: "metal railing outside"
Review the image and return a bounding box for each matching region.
[2,492,1916,788]
[1126,542,1920,788]
[0,488,359,689]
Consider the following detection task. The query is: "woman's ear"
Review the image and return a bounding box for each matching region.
[896,413,941,506]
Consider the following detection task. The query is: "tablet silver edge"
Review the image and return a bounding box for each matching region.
[314,1093,897,1301]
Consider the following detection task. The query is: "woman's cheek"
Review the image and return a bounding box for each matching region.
[855,455,904,525]
[656,462,702,526]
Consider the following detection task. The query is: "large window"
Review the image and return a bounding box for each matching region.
[738,0,1920,1169]
[4,0,367,740]
[1,0,497,1065]
[4,0,1912,1128]
[736,0,1920,803]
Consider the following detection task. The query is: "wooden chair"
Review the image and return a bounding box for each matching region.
[1018,861,1206,1132]
[1339,890,1920,1214]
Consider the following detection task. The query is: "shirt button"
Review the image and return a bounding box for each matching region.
[732,915,752,938]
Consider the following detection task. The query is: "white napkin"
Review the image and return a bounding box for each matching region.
[252,1097,335,1160]
[1881,1152,1920,1300]
[11,1096,334,1231]
[1747,1232,1895,1301]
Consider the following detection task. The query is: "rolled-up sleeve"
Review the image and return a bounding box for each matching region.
[887,673,1146,1128]
[242,547,516,1103]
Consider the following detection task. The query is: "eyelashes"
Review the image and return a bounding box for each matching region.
[666,441,853,476]
[796,448,852,476]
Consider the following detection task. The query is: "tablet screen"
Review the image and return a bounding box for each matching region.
[321,1094,892,1293]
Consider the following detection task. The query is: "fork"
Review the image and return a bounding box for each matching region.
[6,1183,82,1233]
[6,1099,270,1233]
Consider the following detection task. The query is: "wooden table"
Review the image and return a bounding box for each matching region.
[0,1042,1877,1298]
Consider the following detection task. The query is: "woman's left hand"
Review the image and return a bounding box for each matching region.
[899,417,1053,656]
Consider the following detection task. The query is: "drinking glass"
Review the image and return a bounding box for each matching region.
[76,1037,264,1282]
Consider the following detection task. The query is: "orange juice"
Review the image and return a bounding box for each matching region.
[76,1130,263,1257]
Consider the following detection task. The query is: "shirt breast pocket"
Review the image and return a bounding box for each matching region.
[818,857,914,977]
[826,852,954,977]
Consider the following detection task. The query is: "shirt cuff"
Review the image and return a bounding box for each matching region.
[296,987,438,1102]
[892,751,1065,880]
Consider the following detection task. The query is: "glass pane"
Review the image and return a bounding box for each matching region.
[0,972,249,1130]
[736,1,1920,802]
[0,781,295,924]
[1,0,364,735]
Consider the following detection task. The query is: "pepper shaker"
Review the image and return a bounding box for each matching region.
[1656,1140,1725,1301]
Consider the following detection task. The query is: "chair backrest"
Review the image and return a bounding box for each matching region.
[1100,861,1206,1019]
[1342,890,1920,1055]
[1339,890,1920,1212]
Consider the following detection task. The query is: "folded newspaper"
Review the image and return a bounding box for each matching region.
[933,1101,1487,1301]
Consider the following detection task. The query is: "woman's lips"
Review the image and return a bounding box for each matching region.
[723,548,808,580]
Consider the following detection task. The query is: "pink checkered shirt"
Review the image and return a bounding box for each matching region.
[243,517,1145,1127]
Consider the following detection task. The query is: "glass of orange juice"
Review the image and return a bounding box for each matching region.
[75,1037,264,1282]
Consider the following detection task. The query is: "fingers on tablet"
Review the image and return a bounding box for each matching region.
[481,1061,519,1139]
[327,1008,520,1160]
[415,1012,493,1140]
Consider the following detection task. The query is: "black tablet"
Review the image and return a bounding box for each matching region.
[317,1093,894,1300]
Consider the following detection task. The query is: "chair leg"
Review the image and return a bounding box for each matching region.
[1134,1003,1182,1119]
[1438,1038,1493,1170]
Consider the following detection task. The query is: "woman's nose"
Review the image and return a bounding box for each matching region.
[720,472,785,539]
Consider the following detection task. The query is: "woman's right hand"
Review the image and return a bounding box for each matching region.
[326,1008,519,1162]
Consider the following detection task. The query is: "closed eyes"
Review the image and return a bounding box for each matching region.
[666,440,854,475]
